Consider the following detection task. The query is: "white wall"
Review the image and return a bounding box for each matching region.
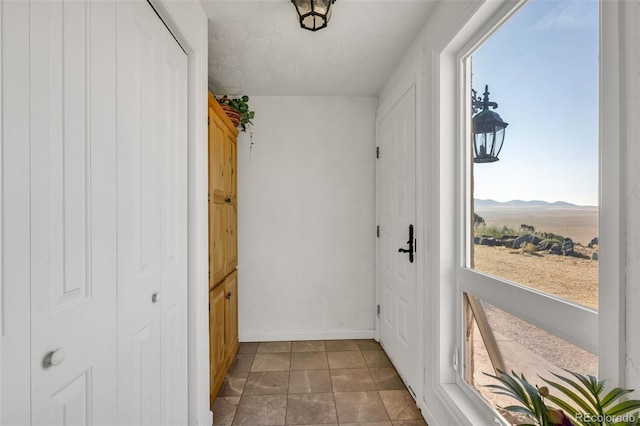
[237,96,377,341]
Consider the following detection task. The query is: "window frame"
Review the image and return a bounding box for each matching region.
[430,0,624,423]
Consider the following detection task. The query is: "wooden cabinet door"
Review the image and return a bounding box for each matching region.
[224,133,236,200]
[210,201,226,286]
[209,284,225,406]
[209,106,226,203]
[224,270,239,360]
[225,203,238,273]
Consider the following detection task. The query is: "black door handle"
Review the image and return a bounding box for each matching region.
[397,224,414,263]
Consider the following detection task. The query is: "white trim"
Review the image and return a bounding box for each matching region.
[459,269,598,353]
[240,330,376,343]
[598,0,625,386]
[147,2,210,425]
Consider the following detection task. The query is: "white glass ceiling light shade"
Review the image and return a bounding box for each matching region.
[292,0,336,32]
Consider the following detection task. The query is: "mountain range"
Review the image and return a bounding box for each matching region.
[474,199,595,208]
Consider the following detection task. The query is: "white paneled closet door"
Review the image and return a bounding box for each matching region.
[29,2,118,425]
[116,2,188,426]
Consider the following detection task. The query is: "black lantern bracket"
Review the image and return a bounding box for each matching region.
[472,85,498,115]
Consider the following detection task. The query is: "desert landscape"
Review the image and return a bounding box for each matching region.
[469,201,599,423]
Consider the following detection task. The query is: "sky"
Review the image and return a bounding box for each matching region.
[471,0,599,206]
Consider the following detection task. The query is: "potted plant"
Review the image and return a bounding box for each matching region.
[485,369,640,425]
[216,95,255,132]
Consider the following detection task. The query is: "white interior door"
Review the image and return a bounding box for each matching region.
[116,2,188,425]
[377,85,418,397]
[29,2,118,424]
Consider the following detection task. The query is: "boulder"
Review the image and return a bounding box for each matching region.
[537,242,553,251]
[513,234,541,249]
[562,238,574,256]
[591,252,599,261]
[479,237,496,246]
[588,237,599,248]
[549,243,562,255]
[474,236,481,245]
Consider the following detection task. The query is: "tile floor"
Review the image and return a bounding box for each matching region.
[212,339,428,426]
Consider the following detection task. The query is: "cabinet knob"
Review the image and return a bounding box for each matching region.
[226,292,232,299]
[44,348,66,368]
[225,197,231,203]
[152,292,160,303]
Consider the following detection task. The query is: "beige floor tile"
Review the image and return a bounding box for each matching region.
[379,390,423,421]
[334,391,390,423]
[324,340,360,351]
[330,368,376,392]
[291,352,329,370]
[292,340,326,352]
[327,351,366,369]
[251,353,291,372]
[244,371,290,395]
[218,372,248,397]
[363,351,393,368]
[370,367,406,391]
[392,420,428,425]
[341,422,392,426]
[232,395,287,425]
[238,342,259,354]
[285,393,337,425]
[288,370,332,394]
[229,354,255,374]
[357,339,383,351]
[257,341,292,353]
[212,396,240,426]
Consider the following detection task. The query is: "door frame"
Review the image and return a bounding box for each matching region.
[375,54,427,408]
[145,2,210,425]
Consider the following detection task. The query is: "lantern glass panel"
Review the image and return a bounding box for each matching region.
[296,0,312,14]
[313,0,331,13]
[493,127,505,157]
[302,14,317,29]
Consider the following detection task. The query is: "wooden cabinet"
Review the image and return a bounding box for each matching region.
[208,92,239,406]
[224,270,239,360]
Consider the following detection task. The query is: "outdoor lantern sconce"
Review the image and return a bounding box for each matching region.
[472,85,509,163]
[291,0,336,32]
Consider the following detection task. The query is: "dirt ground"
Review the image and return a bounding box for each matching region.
[473,244,598,309]
[469,245,599,424]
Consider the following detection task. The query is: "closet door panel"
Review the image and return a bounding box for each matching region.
[29,2,117,425]
[116,2,162,425]
[159,25,188,426]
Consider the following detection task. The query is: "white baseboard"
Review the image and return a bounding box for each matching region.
[239,329,376,342]
[205,410,213,426]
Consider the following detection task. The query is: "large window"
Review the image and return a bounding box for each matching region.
[458,0,602,421]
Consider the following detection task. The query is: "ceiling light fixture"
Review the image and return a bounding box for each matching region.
[291,0,336,32]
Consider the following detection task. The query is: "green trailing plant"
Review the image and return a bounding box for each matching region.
[216,95,255,132]
[485,369,640,425]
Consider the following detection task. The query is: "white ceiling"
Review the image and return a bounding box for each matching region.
[201,0,437,96]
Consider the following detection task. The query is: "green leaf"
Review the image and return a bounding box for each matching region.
[606,400,640,417]
[545,372,598,411]
[543,378,596,417]
[601,387,634,409]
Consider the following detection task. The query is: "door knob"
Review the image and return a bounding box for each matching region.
[44,348,66,368]
[152,292,160,303]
